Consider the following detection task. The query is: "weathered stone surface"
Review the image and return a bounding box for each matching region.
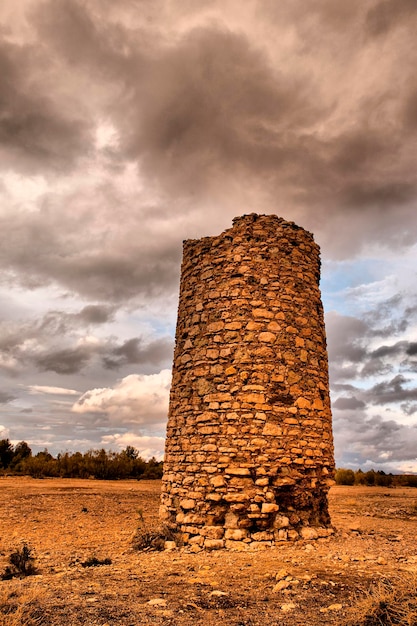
[274,515,290,529]
[200,526,225,539]
[179,499,196,510]
[224,528,248,540]
[262,423,283,436]
[261,502,279,514]
[252,531,274,541]
[160,214,335,549]
[204,539,225,550]
[226,467,252,476]
[210,475,226,487]
[300,527,319,540]
[259,332,276,343]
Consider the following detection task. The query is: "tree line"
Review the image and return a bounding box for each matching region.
[2,439,417,485]
[335,467,417,487]
[0,439,163,480]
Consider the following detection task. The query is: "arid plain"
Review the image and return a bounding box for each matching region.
[1,478,417,625]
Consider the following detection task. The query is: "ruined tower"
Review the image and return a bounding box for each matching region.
[160,214,335,550]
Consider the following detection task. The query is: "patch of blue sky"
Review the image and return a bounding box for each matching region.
[321,257,393,316]
[116,309,176,341]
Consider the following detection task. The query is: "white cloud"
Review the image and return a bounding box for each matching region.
[100,432,165,460]
[0,425,10,439]
[28,385,80,395]
[71,369,172,427]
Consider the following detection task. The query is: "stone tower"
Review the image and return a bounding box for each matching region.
[160,214,335,550]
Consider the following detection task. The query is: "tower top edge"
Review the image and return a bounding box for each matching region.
[183,213,316,247]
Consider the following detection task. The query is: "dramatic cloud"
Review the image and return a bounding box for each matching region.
[326,312,369,365]
[103,337,173,370]
[27,385,79,396]
[0,39,92,174]
[0,0,416,467]
[365,0,417,36]
[334,411,417,470]
[72,370,171,428]
[34,345,95,375]
[0,303,173,379]
[0,392,15,404]
[332,397,366,411]
[367,375,417,405]
[0,425,10,439]
[101,433,166,460]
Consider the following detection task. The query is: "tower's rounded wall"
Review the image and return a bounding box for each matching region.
[160,214,335,549]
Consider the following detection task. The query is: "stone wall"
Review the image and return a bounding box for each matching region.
[160,214,335,550]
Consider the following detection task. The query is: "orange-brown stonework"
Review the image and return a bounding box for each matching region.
[160,214,335,550]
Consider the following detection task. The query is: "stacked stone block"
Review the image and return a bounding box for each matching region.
[160,214,335,549]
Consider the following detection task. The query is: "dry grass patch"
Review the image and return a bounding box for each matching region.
[0,585,44,626]
[132,521,182,551]
[132,509,182,551]
[347,572,417,625]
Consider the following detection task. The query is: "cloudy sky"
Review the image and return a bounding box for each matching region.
[0,0,416,471]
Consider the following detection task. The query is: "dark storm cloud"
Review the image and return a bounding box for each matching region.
[0,191,182,301]
[363,296,409,335]
[407,343,417,356]
[103,337,173,370]
[0,38,92,174]
[401,402,417,416]
[371,342,408,358]
[325,312,369,365]
[327,296,417,386]
[77,305,115,325]
[116,25,321,196]
[342,182,416,210]
[27,0,417,252]
[0,391,15,403]
[40,305,115,334]
[403,89,417,131]
[362,341,417,378]
[55,243,181,301]
[332,396,365,411]
[33,0,121,69]
[5,0,417,216]
[358,341,409,378]
[359,359,392,379]
[367,374,417,405]
[365,0,417,36]
[0,304,116,371]
[334,408,417,467]
[0,0,416,308]
[0,305,173,376]
[329,363,362,383]
[34,346,94,375]
[332,383,360,393]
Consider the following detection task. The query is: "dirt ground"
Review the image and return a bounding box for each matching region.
[1,478,417,625]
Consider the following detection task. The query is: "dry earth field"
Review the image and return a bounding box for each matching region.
[1,478,417,625]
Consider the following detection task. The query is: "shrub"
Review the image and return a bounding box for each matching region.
[132,512,182,552]
[335,468,355,485]
[1,545,37,580]
[132,524,181,551]
[80,556,112,568]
